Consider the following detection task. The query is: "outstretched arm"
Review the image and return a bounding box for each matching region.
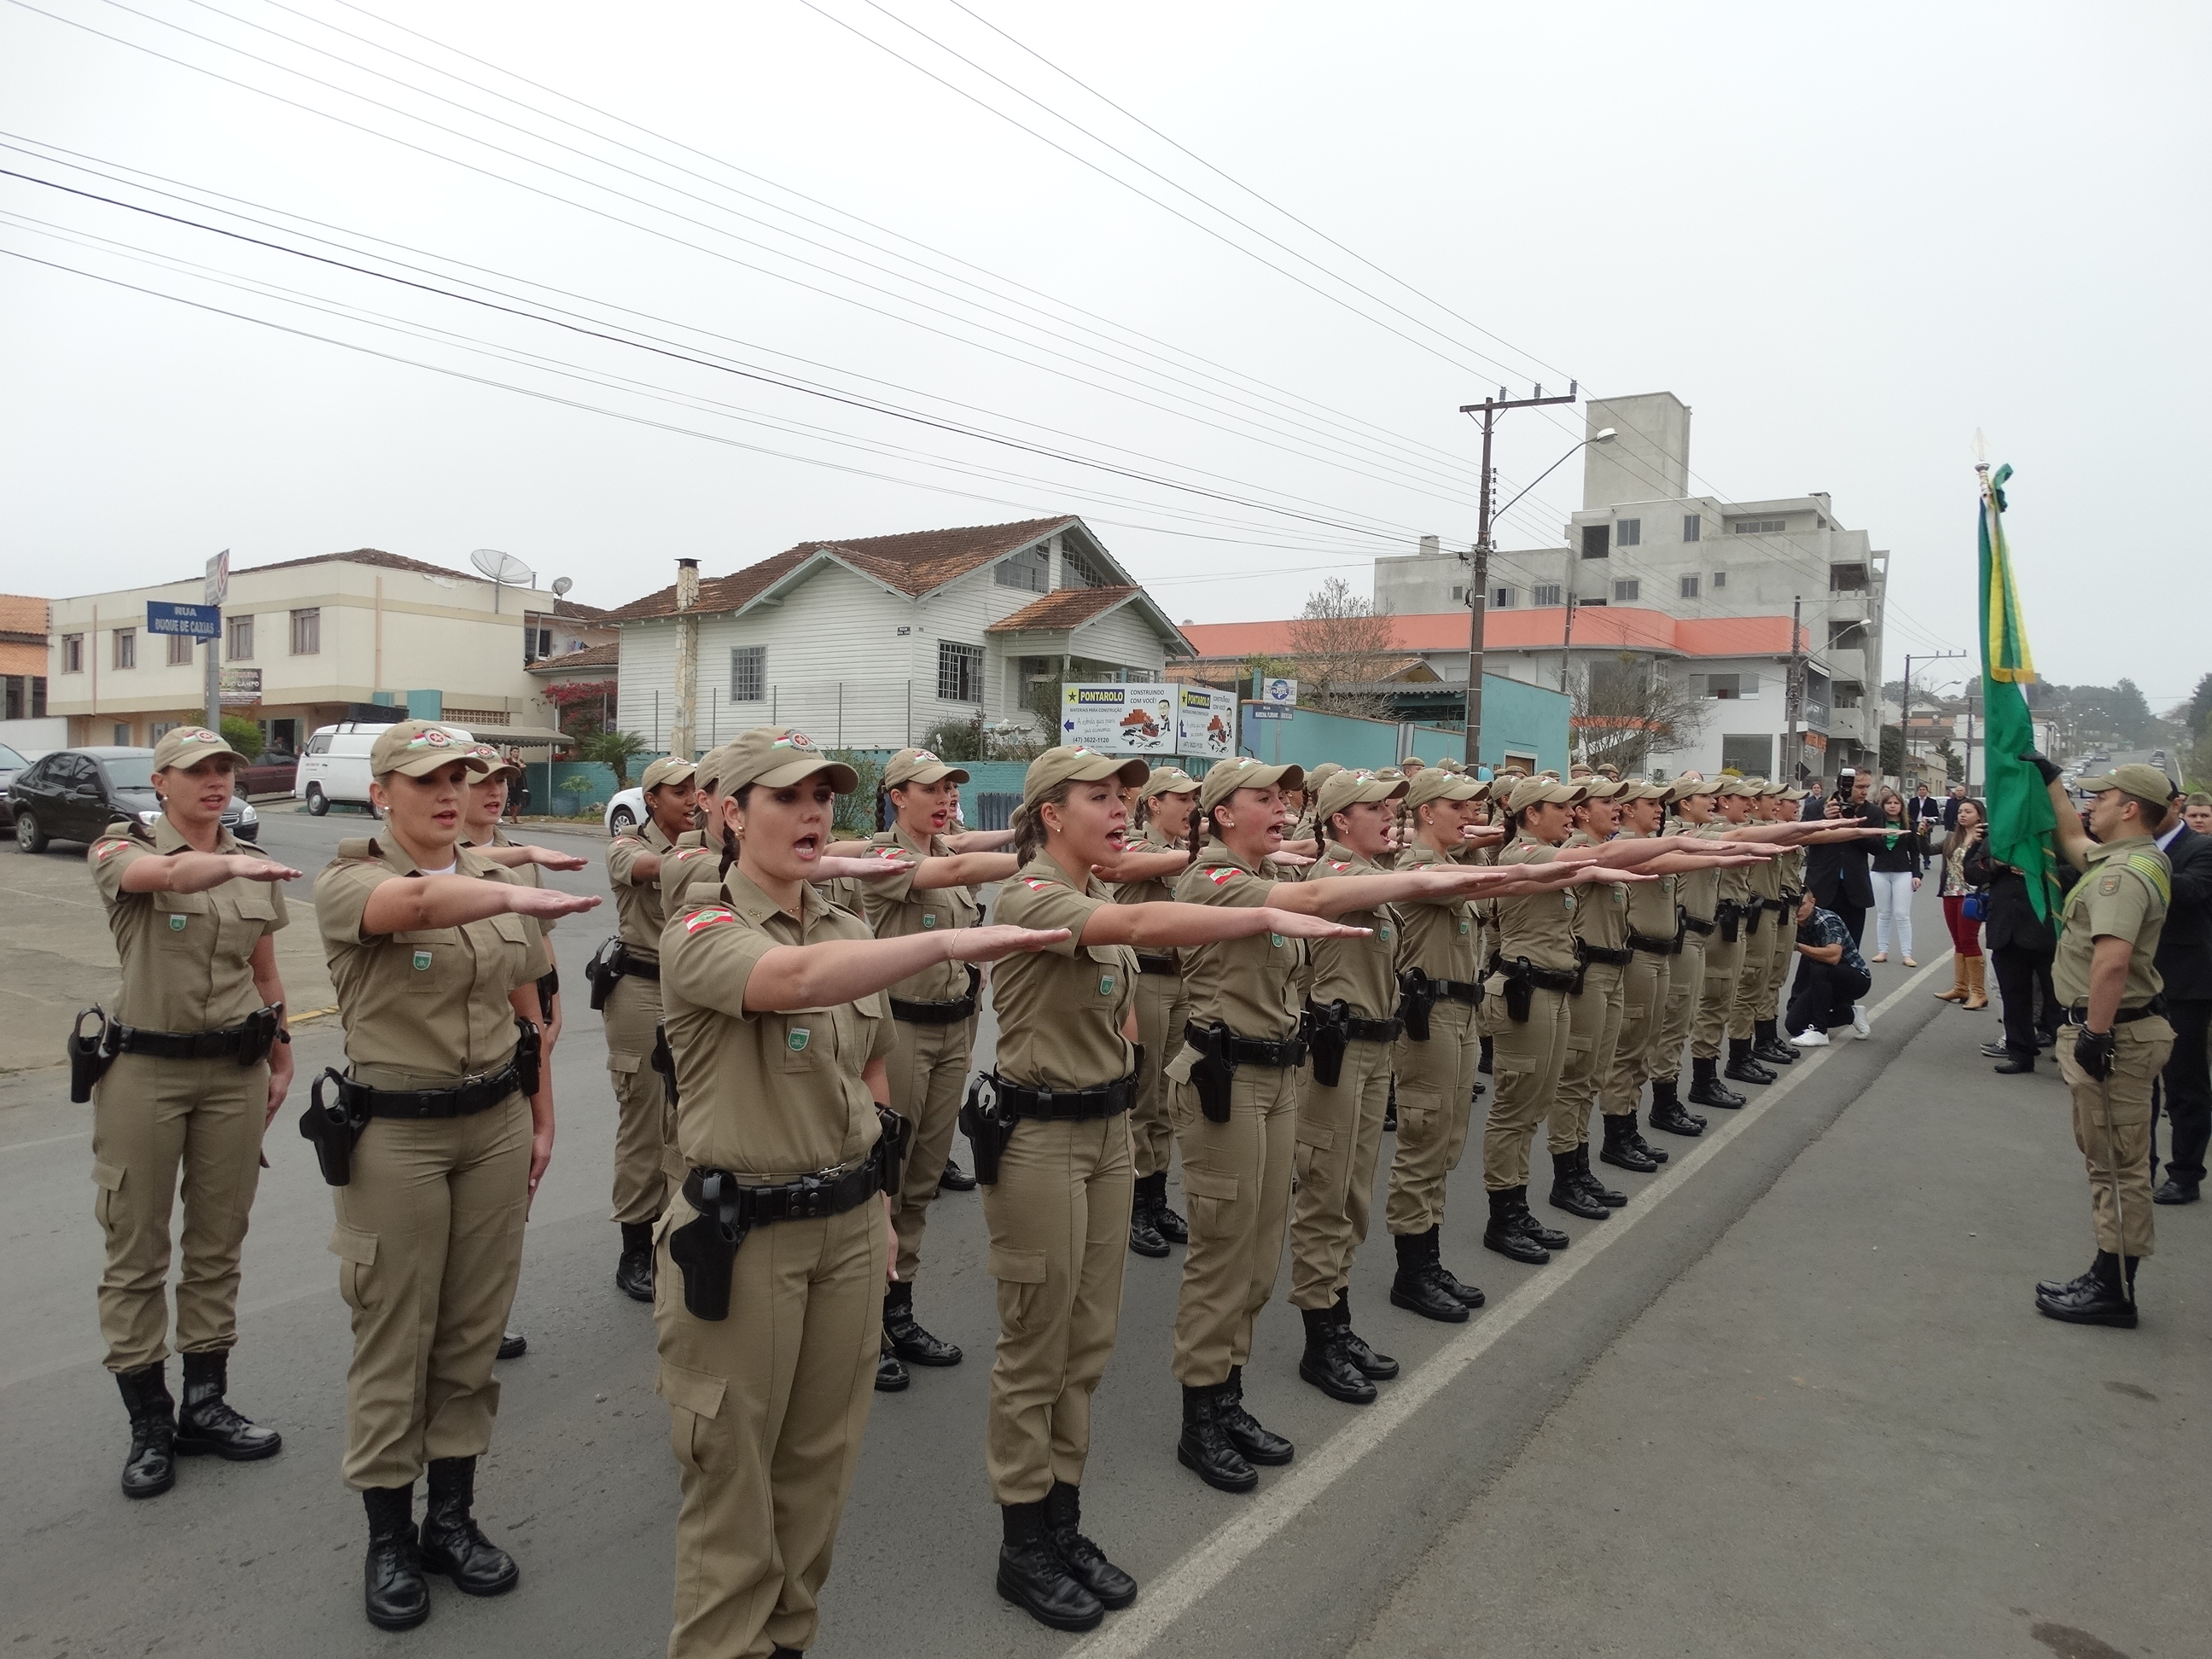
[737,925,1068,1012]
[1078,902,1368,949]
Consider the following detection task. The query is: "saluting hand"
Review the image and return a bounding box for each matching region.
[1255,907,1372,940]
[509,887,602,917]
[228,856,304,883]
[524,847,591,872]
[1267,850,1318,868]
[816,853,917,880]
[942,924,1071,963]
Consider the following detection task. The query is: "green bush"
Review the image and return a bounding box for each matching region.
[830,748,882,835]
[219,716,265,760]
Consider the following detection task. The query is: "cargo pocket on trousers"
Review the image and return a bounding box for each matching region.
[1180,1167,1238,1238]
[91,1159,125,1231]
[657,1361,728,1478]
[1291,1116,1334,1193]
[329,1225,379,1313]
[991,1244,1048,1335]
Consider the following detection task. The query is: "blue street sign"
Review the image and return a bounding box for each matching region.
[147,601,221,638]
[1247,706,1293,720]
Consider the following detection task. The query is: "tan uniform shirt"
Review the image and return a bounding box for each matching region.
[90,816,288,1029]
[660,827,722,913]
[2052,836,2169,1008]
[608,818,678,956]
[467,830,554,977]
[861,825,980,1004]
[1111,826,1186,970]
[1173,840,1305,1042]
[1669,819,1722,921]
[316,837,538,1079]
[1303,843,1399,1019]
[1621,835,1679,940]
[660,870,894,1181]
[1494,835,1579,972]
[1563,830,1629,952]
[1714,823,1756,906]
[990,856,1138,1090]
[1393,840,1481,981]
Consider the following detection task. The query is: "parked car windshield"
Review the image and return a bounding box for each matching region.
[101,758,158,790]
[0,742,26,769]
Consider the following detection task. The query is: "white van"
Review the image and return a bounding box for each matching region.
[297,721,473,816]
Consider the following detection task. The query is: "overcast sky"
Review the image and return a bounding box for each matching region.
[2,1,2204,708]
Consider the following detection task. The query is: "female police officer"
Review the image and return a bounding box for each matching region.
[313,721,599,1631]
[654,727,1062,1659]
[86,725,299,1499]
[1117,765,1200,1258]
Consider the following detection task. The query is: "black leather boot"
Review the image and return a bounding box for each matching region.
[115,1363,177,1499]
[497,1330,528,1359]
[938,1155,978,1192]
[883,1280,962,1366]
[1393,1228,1470,1319]
[1723,1036,1777,1086]
[1753,1018,1797,1065]
[1176,1383,1257,1493]
[614,1220,655,1302]
[1687,1057,1746,1110]
[175,1349,282,1461]
[996,1498,1103,1631]
[1150,1172,1188,1245]
[1127,1173,1169,1259]
[1598,1113,1659,1173]
[2034,1250,2139,1328]
[1044,1481,1137,1610]
[1571,1144,1627,1208]
[362,1485,429,1631]
[1478,1036,1493,1075]
[1482,1186,1551,1265]
[1508,1185,1571,1251]
[1627,1109,1671,1164]
[419,1455,519,1597]
[1648,1076,1706,1136]
[1993,1049,2036,1074]
[1426,1225,1486,1307]
[1547,1150,1610,1220]
[1297,1306,1376,1404]
[1334,1289,1400,1377]
[1219,1366,1294,1465]
[875,1336,910,1393]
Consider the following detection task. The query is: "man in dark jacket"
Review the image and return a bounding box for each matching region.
[1964,837,2064,1074]
[1804,769,1880,946]
[2151,800,2212,1202]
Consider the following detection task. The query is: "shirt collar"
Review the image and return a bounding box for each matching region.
[1200,835,1260,876]
[2157,823,2186,853]
[150,814,237,856]
[719,864,834,933]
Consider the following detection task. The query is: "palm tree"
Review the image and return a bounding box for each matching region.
[577,729,650,790]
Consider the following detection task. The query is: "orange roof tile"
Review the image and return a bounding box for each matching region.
[985,585,1140,632]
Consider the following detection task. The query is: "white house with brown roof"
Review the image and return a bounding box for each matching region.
[606,517,1192,753]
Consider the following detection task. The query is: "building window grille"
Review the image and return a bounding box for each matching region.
[938,640,984,702]
[1613,579,1641,603]
[1616,518,1641,548]
[1533,583,1563,607]
[730,646,765,701]
[1683,514,1702,543]
[1679,574,1701,599]
[289,608,321,655]
[1580,525,1610,560]
[1491,586,1516,609]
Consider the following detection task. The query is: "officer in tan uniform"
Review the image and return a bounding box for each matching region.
[1598,781,1689,1158]
[1682,779,1758,1104]
[600,755,698,1300]
[653,727,1061,1658]
[84,726,297,1499]
[1546,780,1636,1216]
[313,721,600,1631]
[1763,789,1813,1057]
[2029,760,2176,1327]
[1720,781,1787,1086]
[1119,765,1200,1257]
[1650,781,1718,1133]
[1739,783,1807,1069]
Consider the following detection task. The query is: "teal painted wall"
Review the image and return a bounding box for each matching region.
[1235,676,1569,776]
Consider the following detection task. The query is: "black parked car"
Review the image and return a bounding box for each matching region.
[9,747,261,853]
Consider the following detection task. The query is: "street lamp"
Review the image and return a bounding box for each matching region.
[1460,426,1616,766]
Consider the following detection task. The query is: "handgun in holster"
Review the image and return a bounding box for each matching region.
[1191,1022,1238,1123]
[300,1068,369,1186]
[514,1016,543,1097]
[1396,969,1438,1043]
[667,1171,746,1321]
[67,1005,118,1103]
[238,1003,283,1068]
[584,938,621,1012]
[1718,901,1742,945]
[1500,962,1535,1024]
[650,1023,678,1108]
[958,1078,1014,1185]
[537,969,559,1024]
[1304,999,1352,1088]
[875,1104,911,1196]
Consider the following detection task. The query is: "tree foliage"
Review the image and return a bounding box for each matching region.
[1566,655,1708,773]
[576,728,649,789]
[218,715,265,760]
[1285,578,1399,723]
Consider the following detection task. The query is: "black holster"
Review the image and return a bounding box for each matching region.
[875,1104,911,1198]
[1190,1022,1237,1123]
[667,1171,745,1321]
[299,1068,368,1187]
[1304,999,1352,1088]
[585,938,621,1012]
[1500,971,1535,1025]
[651,1023,678,1108]
[515,1017,543,1097]
[238,1004,282,1068]
[537,969,559,1023]
[958,1078,1015,1185]
[67,1005,118,1103]
[1718,902,1743,944]
[1396,969,1438,1043]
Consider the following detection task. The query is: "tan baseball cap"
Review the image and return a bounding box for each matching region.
[1668,778,1719,803]
[1406,768,1485,809]
[370,720,491,779]
[704,727,859,795]
[1199,755,1304,811]
[1401,755,1428,772]
[1577,777,1626,800]
[1023,745,1150,804]
[1435,755,1466,775]
[1304,761,1346,792]
[1141,765,1199,800]
[641,755,699,792]
[882,748,970,789]
[465,743,523,781]
[2077,763,2177,801]
[1507,777,1582,814]
[1715,777,1761,797]
[150,725,242,771]
[1314,768,1406,828]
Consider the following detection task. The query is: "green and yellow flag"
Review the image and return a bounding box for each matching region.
[1976,463,2063,919]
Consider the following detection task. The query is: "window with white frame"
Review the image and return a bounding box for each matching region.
[1683,514,1702,543]
[938,640,984,702]
[1533,583,1563,607]
[1679,574,1701,599]
[1615,518,1641,548]
[228,614,254,660]
[1491,585,1516,609]
[730,645,765,701]
[994,545,1049,593]
[1613,579,1640,603]
[289,608,321,655]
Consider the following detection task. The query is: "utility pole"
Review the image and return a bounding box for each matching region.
[1901,649,1964,786]
[1456,382,1578,766]
[1785,594,1802,784]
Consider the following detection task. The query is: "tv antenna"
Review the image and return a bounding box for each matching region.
[550,576,573,599]
[470,547,535,613]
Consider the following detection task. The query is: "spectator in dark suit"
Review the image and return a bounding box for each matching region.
[2151,795,2212,1203]
[1912,783,1943,835]
[1941,784,1967,833]
[1805,769,1880,947]
[1963,835,2064,1074]
[1799,777,1828,822]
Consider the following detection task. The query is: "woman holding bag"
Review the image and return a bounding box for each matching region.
[1933,798,1989,1009]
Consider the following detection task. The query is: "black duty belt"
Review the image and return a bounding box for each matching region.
[1575,942,1634,968]
[1627,929,1682,957]
[984,1071,1137,1121]
[616,952,661,982]
[891,963,981,1025]
[1715,900,1748,920]
[1430,978,1483,1004]
[353,1063,524,1120]
[1185,1021,1306,1068]
[113,1021,261,1061]
[1136,955,1179,976]
[2064,998,2168,1027]
[1303,1001,1403,1044]
[681,1158,884,1226]
[1680,913,1717,935]
[1493,957,1582,994]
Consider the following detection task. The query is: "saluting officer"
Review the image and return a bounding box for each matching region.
[1598,781,1692,1155]
[653,727,1058,1659]
[1118,766,1201,1257]
[1738,783,1807,1069]
[314,722,599,1631]
[1653,779,1722,1129]
[1546,780,1637,1215]
[85,725,298,1499]
[2029,760,2177,1326]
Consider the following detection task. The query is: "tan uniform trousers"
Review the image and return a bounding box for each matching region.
[1287,1036,1393,1310]
[654,1197,883,1659]
[1691,928,1746,1062]
[1760,911,1795,1021]
[90,1052,268,1372]
[329,1093,530,1490]
[982,1112,1133,1504]
[1728,912,1773,1040]
[1387,997,1481,1235]
[1167,1060,1299,1387]
[605,972,671,1225]
[2058,1022,2173,1259]
[1550,963,1626,1154]
[1132,969,1188,1180]
[1601,952,1670,1116]
[1485,986,1570,1190]
[887,1013,975,1285]
[1653,932,1708,1084]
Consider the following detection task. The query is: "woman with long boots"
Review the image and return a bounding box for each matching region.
[85,726,299,1499]
[1116,766,1199,1258]
[1934,798,1989,1009]
[313,723,600,1630]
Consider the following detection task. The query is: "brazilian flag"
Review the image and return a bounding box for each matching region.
[1977,463,2063,920]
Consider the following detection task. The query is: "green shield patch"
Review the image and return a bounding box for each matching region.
[789,1027,811,1052]
[411,949,433,970]
[168,914,188,932]
[1098,975,1115,995]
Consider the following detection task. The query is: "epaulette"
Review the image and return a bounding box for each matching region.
[335,836,378,861]
[2122,852,2172,906]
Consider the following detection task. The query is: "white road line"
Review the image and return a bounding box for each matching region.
[0,1128,92,1154]
[1068,956,1951,1659]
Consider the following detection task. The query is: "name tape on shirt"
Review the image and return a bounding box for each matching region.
[684,907,736,934]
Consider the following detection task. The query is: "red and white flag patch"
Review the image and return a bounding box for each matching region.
[1206,866,1237,886]
[95,839,129,861]
[1022,877,1052,890]
[684,906,736,934]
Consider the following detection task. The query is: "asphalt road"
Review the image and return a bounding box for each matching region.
[2,859,2203,1659]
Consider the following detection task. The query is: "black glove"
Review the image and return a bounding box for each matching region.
[2073,1027,2116,1081]
[2020,752,2064,787]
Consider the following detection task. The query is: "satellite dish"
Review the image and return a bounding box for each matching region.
[469,548,535,613]
[550,576,573,598]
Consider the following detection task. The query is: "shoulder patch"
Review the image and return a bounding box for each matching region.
[675,847,710,861]
[94,838,131,861]
[612,836,643,850]
[2123,853,2172,905]
[1206,866,1237,886]
[2098,872,2123,896]
[1022,877,1053,890]
[683,906,736,934]
[1328,860,1351,871]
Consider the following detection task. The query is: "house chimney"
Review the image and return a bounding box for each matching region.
[1419,534,1441,559]
[670,557,701,760]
